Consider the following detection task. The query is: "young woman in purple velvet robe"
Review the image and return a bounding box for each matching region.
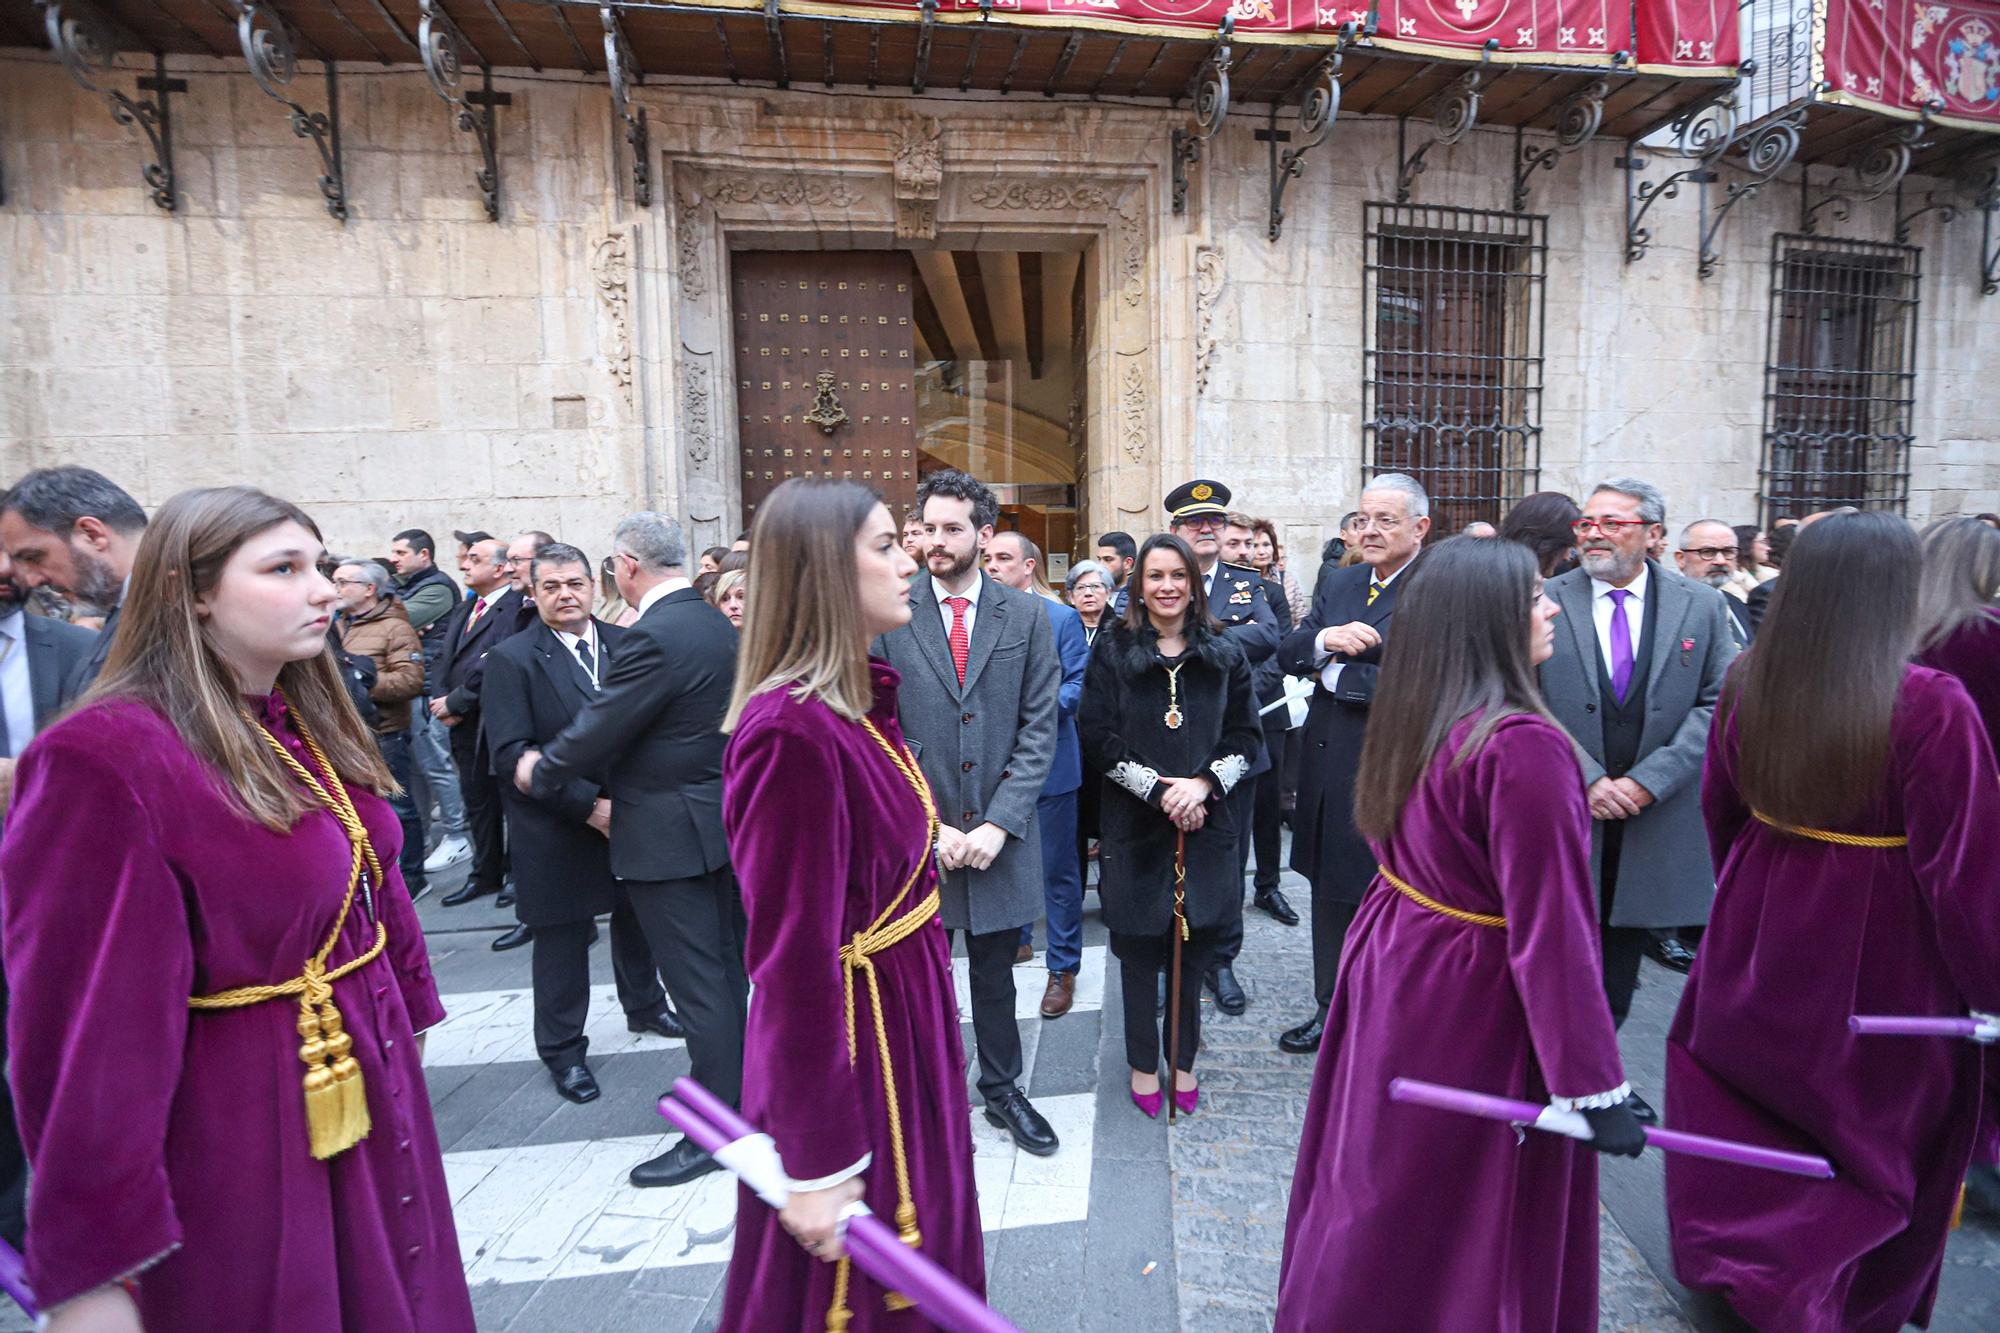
[1276,537,1643,1333]
[0,488,473,1332]
[1665,511,2000,1333]
[717,478,984,1331]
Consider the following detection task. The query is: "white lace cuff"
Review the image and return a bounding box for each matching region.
[786,1152,872,1193]
[1548,1083,1632,1112]
[1110,761,1160,801]
[1207,754,1250,795]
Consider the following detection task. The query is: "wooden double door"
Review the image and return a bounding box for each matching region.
[731,251,919,528]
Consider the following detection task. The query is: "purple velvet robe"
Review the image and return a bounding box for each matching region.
[0,695,473,1328]
[718,663,983,1331]
[1665,665,2000,1333]
[1276,714,1626,1333]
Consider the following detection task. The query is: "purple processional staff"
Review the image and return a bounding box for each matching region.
[1275,537,1645,1333]
[714,478,984,1332]
[0,488,474,1331]
[1664,511,2000,1333]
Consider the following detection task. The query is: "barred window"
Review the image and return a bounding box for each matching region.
[1760,235,1919,525]
[1362,204,1546,534]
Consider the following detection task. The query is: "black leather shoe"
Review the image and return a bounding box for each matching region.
[983,1089,1060,1157]
[1254,887,1300,927]
[630,1137,721,1188]
[1625,1091,1660,1126]
[551,1064,600,1104]
[1207,964,1248,1015]
[494,889,516,910]
[1278,1010,1326,1055]
[626,1008,685,1039]
[1646,935,1696,974]
[490,924,532,952]
[442,882,496,907]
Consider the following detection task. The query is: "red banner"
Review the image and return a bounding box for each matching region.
[1634,0,1739,74]
[1823,0,2000,129]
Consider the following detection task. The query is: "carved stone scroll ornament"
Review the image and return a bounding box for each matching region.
[892,117,944,241]
[967,181,1117,211]
[1194,246,1224,395]
[1118,205,1145,308]
[703,177,862,209]
[675,191,709,299]
[681,349,714,465]
[1119,359,1148,462]
[592,233,635,409]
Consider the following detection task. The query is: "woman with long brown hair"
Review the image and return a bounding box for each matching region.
[1276,537,1640,1333]
[1665,511,2000,1333]
[0,487,473,1332]
[715,477,983,1331]
[1078,533,1261,1117]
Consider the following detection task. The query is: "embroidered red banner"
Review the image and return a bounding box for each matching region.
[1634,0,1739,74]
[1821,0,2000,130]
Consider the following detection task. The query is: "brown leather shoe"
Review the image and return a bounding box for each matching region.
[1040,971,1076,1019]
[1015,943,1034,965]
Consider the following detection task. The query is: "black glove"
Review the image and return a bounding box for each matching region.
[1579,1101,1647,1158]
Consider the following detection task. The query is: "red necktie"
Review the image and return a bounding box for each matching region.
[945,596,970,686]
[463,596,487,635]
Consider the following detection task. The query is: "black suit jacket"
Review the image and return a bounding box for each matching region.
[434,587,532,750]
[1746,577,1773,634]
[532,587,738,884]
[1277,560,1407,900]
[1723,592,1754,647]
[66,601,119,696]
[24,614,96,732]
[481,619,626,927]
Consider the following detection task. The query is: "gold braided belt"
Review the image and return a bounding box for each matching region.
[188,697,387,1162]
[1752,811,1908,849]
[1378,864,1507,930]
[823,718,944,1332]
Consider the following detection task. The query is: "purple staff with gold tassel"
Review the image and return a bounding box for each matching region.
[1167,829,1188,1124]
[659,1078,1018,1333]
[1851,1013,2000,1042]
[0,1238,36,1318]
[1388,1078,1837,1179]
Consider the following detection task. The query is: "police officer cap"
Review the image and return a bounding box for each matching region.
[1165,479,1231,522]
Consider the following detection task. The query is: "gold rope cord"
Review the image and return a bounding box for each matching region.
[1377,864,1508,930]
[188,698,387,1160]
[1752,810,1908,849]
[824,718,942,1330]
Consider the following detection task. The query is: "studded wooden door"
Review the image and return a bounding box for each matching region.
[731,251,918,529]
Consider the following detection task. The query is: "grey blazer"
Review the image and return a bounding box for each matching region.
[25,614,96,733]
[1537,561,1741,929]
[873,574,1059,935]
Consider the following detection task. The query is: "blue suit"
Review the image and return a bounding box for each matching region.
[1024,597,1089,973]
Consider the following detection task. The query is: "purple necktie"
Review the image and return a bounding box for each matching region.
[1608,588,1634,703]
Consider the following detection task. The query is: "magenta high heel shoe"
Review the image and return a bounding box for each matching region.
[1173,1085,1200,1115]
[1130,1087,1164,1120]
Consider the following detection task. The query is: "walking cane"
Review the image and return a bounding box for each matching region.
[1166,828,1188,1123]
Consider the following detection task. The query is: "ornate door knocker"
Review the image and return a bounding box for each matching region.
[803,371,850,435]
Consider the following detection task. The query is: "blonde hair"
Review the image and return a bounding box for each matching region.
[724,479,882,731]
[88,486,393,831]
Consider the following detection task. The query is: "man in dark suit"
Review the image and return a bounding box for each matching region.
[516,512,748,1189]
[482,542,682,1106]
[1275,473,1431,1055]
[1675,518,1754,648]
[431,536,532,912]
[0,466,146,692]
[1165,483,1279,1016]
[876,470,1061,1157]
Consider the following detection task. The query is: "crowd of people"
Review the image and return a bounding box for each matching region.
[0,459,1992,1331]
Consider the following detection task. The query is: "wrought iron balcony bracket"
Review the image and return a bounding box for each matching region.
[42,0,182,212]
[235,2,347,222]
[419,0,506,222]
[1619,76,1801,275]
[602,4,651,207]
[1395,61,1487,205]
[1983,202,2000,297]
[764,0,791,90]
[1265,25,1363,243]
[1172,18,1233,216]
[1801,120,1926,237]
[1510,79,1607,213]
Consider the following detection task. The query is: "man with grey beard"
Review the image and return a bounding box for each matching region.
[1675,518,1755,646]
[0,467,148,692]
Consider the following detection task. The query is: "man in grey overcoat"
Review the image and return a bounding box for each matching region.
[1539,478,1740,1120]
[874,469,1061,1156]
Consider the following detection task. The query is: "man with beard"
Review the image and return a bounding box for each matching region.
[0,467,148,692]
[1676,519,1753,646]
[874,469,1062,1156]
[1538,479,1739,1122]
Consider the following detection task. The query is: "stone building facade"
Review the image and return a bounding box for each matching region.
[4,47,1997,575]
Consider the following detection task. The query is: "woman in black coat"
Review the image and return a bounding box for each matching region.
[1079,534,1261,1119]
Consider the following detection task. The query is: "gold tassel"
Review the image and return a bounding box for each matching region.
[825,1257,854,1332]
[300,993,370,1161]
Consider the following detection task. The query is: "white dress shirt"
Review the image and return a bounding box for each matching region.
[0,611,34,758]
[636,576,692,617]
[1588,562,1650,679]
[554,622,601,689]
[1312,558,1413,693]
[932,573,983,641]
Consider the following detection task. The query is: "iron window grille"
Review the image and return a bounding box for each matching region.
[1362,203,1547,534]
[1759,234,1920,525]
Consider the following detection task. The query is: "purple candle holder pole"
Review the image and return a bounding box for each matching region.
[0,1238,36,1318]
[1851,1014,1998,1042]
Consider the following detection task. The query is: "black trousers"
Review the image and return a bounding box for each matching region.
[1599,820,1646,1029]
[1211,782,1261,965]
[1310,891,1362,1010]
[623,867,751,1106]
[951,928,1026,1103]
[531,892,670,1070]
[1114,928,1218,1076]
[1251,717,1291,892]
[451,733,506,893]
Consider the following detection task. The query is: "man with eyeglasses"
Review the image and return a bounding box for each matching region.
[1164,480,1280,1016]
[1537,479,1740,1123]
[1275,473,1429,1054]
[1675,519,1754,646]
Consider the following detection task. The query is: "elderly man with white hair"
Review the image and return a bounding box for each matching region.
[332,556,430,898]
[1274,472,1431,1054]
